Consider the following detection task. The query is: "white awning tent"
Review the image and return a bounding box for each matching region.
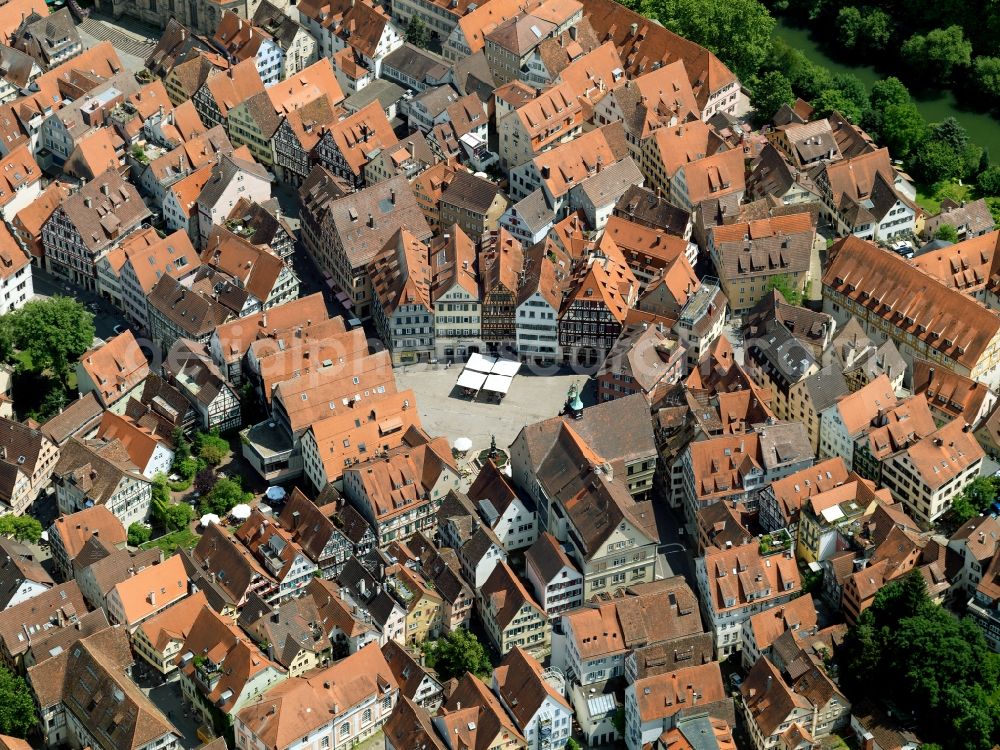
[465,352,498,373]
[456,369,488,392]
[230,504,252,521]
[490,358,521,377]
[482,373,514,394]
[454,437,473,452]
[200,513,220,527]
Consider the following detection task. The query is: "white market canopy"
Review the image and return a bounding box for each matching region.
[490,358,521,377]
[454,437,473,452]
[465,352,498,373]
[483,373,514,394]
[456,369,488,391]
[200,513,220,527]
[230,504,252,520]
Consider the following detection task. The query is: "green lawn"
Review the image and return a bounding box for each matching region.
[141,528,199,554]
[12,351,32,371]
[915,180,973,213]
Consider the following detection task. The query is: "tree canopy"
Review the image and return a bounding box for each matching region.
[128,523,152,547]
[7,297,94,384]
[422,629,492,680]
[951,476,998,522]
[841,571,1000,749]
[405,17,430,48]
[0,667,37,737]
[750,71,794,123]
[641,0,775,81]
[901,26,973,84]
[194,431,230,466]
[200,477,252,516]
[0,515,42,544]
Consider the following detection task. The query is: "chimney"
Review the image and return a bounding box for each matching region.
[101,183,110,196]
[390,188,396,205]
[368,213,375,228]
[569,25,577,41]
[84,197,92,209]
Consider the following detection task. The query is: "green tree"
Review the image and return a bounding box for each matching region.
[200,476,251,516]
[979,165,1000,196]
[39,386,67,419]
[869,77,911,112]
[422,629,492,680]
[811,87,862,123]
[8,297,94,385]
[859,8,892,52]
[877,102,928,160]
[640,0,775,81]
[911,139,963,184]
[763,274,802,305]
[751,71,794,123]
[163,502,194,531]
[128,523,151,546]
[901,26,973,83]
[194,431,230,466]
[935,224,959,242]
[0,666,37,737]
[951,476,997,522]
[566,740,582,750]
[0,515,42,544]
[841,571,1000,749]
[405,16,430,48]
[836,6,863,49]
[973,56,1000,106]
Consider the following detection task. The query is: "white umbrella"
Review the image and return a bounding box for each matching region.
[230,504,252,521]
[200,513,220,527]
[454,437,473,452]
[265,486,287,502]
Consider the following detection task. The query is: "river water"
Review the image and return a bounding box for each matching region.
[775,19,1000,157]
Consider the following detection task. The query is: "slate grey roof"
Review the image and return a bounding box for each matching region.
[576,157,643,209]
[800,363,850,414]
[253,0,309,49]
[614,184,691,236]
[508,189,554,234]
[343,79,405,114]
[383,43,449,87]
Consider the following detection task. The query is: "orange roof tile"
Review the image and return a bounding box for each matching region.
[824,235,1000,370]
[78,330,151,407]
[109,554,188,627]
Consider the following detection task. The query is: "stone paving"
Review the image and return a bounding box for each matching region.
[394,364,591,456]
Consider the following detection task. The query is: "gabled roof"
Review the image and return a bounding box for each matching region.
[96,411,169,471]
[29,625,178,749]
[493,646,570,727]
[108,554,188,627]
[212,293,328,365]
[202,58,265,118]
[78,330,150,408]
[137,589,208,652]
[49,505,125,561]
[235,642,395,749]
[631,661,726,723]
[563,578,703,659]
[481,560,544,630]
[580,0,736,106]
[439,672,525,750]
[179,604,282,713]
